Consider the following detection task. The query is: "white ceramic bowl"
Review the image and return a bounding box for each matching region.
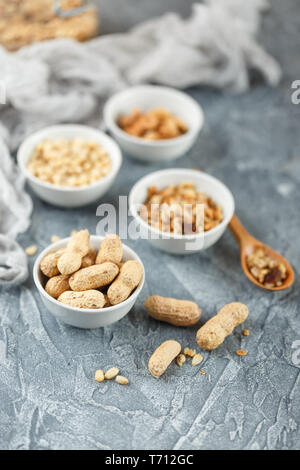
[129,169,235,255]
[103,85,204,163]
[33,236,145,329]
[17,124,122,208]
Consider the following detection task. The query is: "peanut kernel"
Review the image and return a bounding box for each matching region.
[176,354,186,367]
[115,375,129,385]
[25,245,38,256]
[191,353,204,366]
[236,349,247,356]
[94,369,105,383]
[51,235,61,243]
[104,367,119,380]
[184,348,196,358]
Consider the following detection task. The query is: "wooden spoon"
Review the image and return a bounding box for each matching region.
[229,215,294,291]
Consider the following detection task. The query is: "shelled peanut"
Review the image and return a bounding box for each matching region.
[96,234,123,265]
[144,295,202,326]
[94,367,129,386]
[196,302,249,350]
[58,290,105,309]
[45,274,70,299]
[148,340,181,378]
[40,248,65,278]
[58,229,90,275]
[145,301,249,380]
[81,247,97,268]
[107,261,143,306]
[40,231,143,309]
[41,246,96,278]
[69,263,119,291]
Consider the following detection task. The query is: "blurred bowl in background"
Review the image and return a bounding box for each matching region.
[17,124,122,208]
[104,85,204,163]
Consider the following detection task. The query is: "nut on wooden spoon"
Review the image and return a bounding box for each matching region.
[229,215,294,291]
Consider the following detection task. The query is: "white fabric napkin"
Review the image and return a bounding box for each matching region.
[0,138,32,286]
[0,0,280,150]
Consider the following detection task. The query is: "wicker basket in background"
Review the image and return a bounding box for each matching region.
[0,0,99,51]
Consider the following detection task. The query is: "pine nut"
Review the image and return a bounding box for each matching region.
[25,245,38,256]
[104,367,119,380]
[94,369,105,383]
[115,375,129,385]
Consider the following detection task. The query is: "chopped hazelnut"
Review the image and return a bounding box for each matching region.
[118,108,188,140]
[247,248,287,287]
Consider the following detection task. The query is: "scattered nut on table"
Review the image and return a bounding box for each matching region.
[104,367,120,380]
[236,349,247,356]
[196,302,249,350]
[50,235,61,243]
[184,348,196,358]
[25,245,38,256]
[95,369,105,383]
[115,375,129,386]
[148,340,181,378]
[144,295,202,326]
[94,368,129,386]
[191,353,204,366]
[176,354,186,367]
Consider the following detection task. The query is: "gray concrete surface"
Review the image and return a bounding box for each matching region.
[0,0,300,450]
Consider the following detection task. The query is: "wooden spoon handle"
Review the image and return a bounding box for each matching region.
[229,214,253,247]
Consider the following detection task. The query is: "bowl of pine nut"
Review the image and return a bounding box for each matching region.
[17,124,122,208]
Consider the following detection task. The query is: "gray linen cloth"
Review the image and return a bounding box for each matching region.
[0,0,281,286]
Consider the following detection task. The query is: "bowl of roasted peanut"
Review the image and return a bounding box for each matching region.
[17,125,122,208]
[33,231,145,329]
[129,168,235,255]
[104,85,204,163]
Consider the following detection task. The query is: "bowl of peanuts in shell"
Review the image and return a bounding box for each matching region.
[33,231,145,328]
[17,124,122,208]
[103,85,204,163]
[129,168,235,255]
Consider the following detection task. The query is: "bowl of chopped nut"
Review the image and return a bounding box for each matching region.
[129,168,235,254]
[104,85,204,163]
[17,124,122,208]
